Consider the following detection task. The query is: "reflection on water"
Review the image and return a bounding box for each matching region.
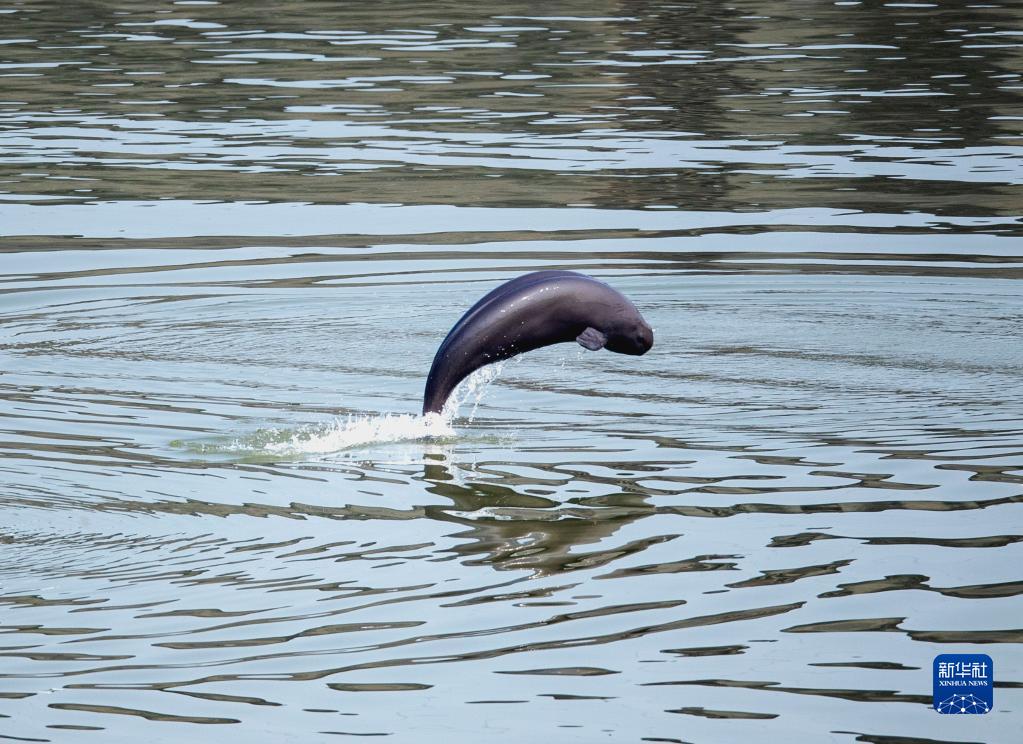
[1,1,1021,741]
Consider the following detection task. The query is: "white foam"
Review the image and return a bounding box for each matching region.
[262,411,455,454]
[182,363,507,457]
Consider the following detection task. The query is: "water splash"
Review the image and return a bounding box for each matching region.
[176,363,506,458]
[176,412,455,458]
[269,412,456,454]
[443,360,506,422]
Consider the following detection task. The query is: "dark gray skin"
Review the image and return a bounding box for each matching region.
[423,271,653,414]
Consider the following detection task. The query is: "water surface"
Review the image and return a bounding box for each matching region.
[1,2,1022,742]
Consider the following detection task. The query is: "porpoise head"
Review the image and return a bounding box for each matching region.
[603,315,654,356]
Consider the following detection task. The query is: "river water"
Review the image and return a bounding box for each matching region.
[1,2,1021,742]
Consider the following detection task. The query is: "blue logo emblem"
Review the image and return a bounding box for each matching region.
[933,654,993,714]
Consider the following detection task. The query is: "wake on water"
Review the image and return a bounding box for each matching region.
[178,362,507,458]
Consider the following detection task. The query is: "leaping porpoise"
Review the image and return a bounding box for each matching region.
[423,271,653,414]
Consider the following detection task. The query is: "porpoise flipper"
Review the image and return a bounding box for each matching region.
[576,327,608,351]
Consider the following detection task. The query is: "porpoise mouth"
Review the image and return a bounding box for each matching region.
[635,324,654,354]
